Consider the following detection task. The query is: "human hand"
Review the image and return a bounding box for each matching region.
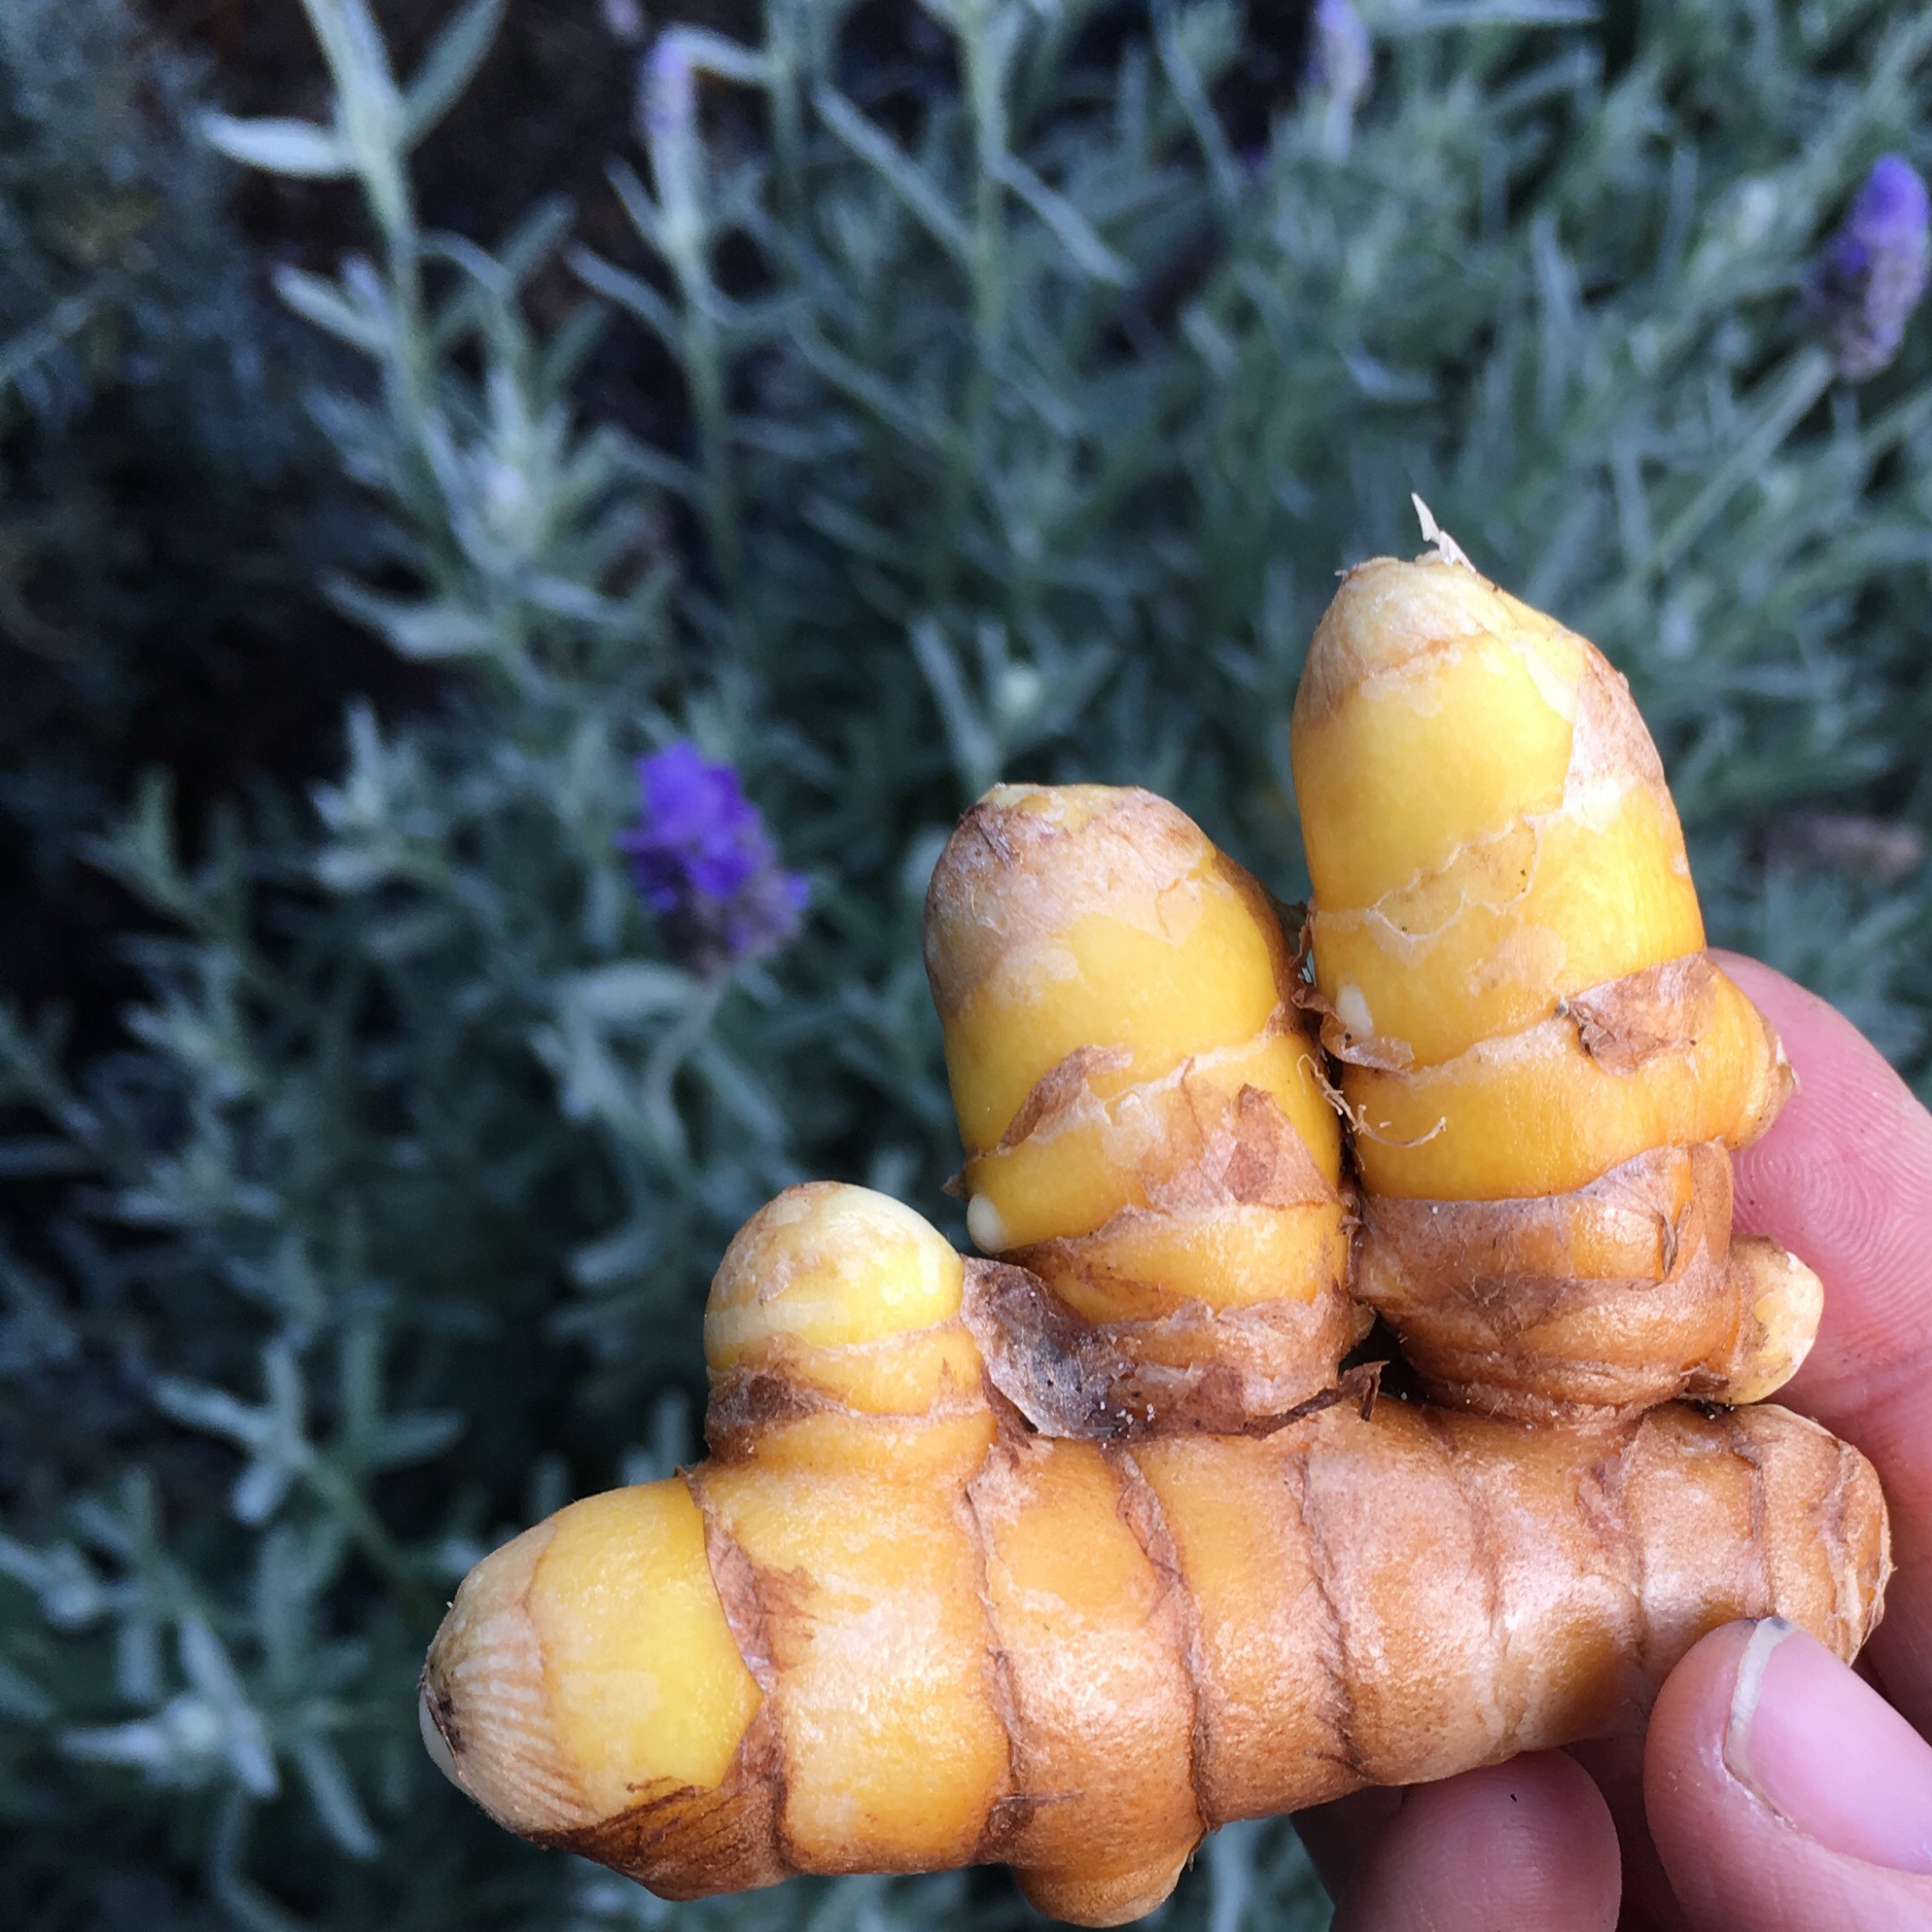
[1293,953,1932,1930]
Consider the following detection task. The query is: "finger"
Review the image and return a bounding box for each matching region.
[1567,1737,1690,1932]
[1292,1784,1402,1902]
[1715,953,1932,1729]
[1322,1753,1620,1932]
[1645,1618,1932,1931]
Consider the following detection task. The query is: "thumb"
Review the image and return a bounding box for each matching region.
[1644,1619,1932,1929]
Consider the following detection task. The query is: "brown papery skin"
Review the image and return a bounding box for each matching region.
[1355,1144,1822,1424]
[431,1399,1886,1926]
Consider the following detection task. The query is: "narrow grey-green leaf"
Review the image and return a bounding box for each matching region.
[993,154,1131,284]
[812,84,970,262]
[294,1737,380,1859]
[325,578,501,661]
[271,267,386,355]
[402,0,509,144]
[199,114,353,180]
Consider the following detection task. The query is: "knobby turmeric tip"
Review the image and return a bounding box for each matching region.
[922,784,1362,1435]
[1291,543,1821,1423]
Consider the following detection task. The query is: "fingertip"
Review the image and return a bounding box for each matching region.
[1329,1754,1620,1932]
[1709,951,1841,1048]
[1293,1784,1402,1903]
[1708,952,1928,1195]
[1707,950,1932,1402]
[1711,953,1927,1188]
[1643,1620,1751,1812]
[1568,1735,1690,1932]
[1646,1621,1932,1931]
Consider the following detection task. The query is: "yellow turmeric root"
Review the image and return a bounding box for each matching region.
[1290,532,1823,1422]
[922,784,1363,1432]
[421,1185,1888,1927]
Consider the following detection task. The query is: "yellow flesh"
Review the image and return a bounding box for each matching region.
[1293,623,1586,912]
[1045,1206,1352,1318]
[964,1030,1340,1254]
[1345,964,1774,1199]
[505,1187,1013,1838]
[944,896,1284,1158]
[1292,556,1782,1215]
[1309,790,1703,1068]
[750,1326,987,1419]
[743,1406,997,1475]
[705,1183,977,1416]
[526,1482,761,1815]
[706,1186,964,1356]
[700,1462,1007,1868]
[974,1443,1201,1886]
[933,792,1347,1333]
[1128,1434,1333,1821]
[704,1184,1005,1865]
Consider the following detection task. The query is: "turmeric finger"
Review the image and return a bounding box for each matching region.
[1290,539,1818,1421]
[922,784,1362,1432]
[421,1185,1889,1927]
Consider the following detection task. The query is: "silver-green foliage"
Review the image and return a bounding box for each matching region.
[3,0,1930,1927]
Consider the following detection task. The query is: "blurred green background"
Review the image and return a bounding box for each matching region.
[2,0,1928,1926]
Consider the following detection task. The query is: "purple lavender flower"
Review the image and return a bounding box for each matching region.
[616,742,809,975]
[1812,155,1931,380]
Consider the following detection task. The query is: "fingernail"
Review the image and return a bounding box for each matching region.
[1724,1617,1932,1873]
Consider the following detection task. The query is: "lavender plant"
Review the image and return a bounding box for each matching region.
[3,0,1931,1928]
